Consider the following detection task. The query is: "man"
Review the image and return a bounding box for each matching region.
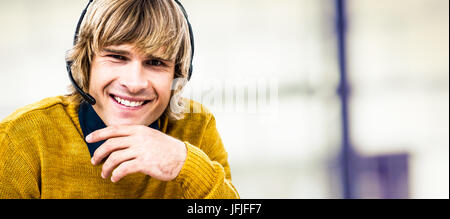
[0,0,239,199]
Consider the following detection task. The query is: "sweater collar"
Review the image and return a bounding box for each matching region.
[78,102,159,157]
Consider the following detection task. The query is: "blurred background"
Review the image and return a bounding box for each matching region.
[0,0,448,199]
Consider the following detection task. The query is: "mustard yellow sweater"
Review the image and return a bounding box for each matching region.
[0,96,239,199]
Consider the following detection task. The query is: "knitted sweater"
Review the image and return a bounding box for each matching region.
[0,96,239,199]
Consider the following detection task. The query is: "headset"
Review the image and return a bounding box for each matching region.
[66,0,195,105]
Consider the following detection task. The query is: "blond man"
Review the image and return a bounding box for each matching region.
[0,0,239,199]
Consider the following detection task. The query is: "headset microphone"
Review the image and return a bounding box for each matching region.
[66,0,194,106]
[67,60,96,105]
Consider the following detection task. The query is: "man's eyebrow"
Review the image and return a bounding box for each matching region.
[102,48,130,56]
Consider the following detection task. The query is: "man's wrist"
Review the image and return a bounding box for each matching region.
[171,139,188,180]
[175,142,220,198]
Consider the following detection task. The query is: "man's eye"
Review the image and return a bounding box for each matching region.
[147,60,164,66]
[108,55,126,61]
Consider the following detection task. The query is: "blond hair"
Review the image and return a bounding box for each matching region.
[66,0,192,120]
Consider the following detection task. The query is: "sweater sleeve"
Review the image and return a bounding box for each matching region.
[0,129,41,199]
[175,115,239,199]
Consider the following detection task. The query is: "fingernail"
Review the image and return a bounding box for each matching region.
[86,133,93,142]
[91,158,95,165]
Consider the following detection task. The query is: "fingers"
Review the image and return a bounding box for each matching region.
[101,149,137,180]
[111,160,141,183]
[86,125,140,143]
[91,137,130,165]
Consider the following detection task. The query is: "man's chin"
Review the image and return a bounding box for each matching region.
[104,119,146,127]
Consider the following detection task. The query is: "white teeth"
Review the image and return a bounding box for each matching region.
[114,96,145,107]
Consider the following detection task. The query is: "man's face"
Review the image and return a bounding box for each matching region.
[89,44,175,126]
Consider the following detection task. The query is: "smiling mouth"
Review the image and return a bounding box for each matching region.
[110,94,153,108]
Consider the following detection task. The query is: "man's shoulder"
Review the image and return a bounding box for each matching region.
[0,96,76,132]
[181,98,215,123]
[165,98,215,132]
[165,99,218,144]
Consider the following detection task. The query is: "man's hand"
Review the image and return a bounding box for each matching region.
[86,125,187,183]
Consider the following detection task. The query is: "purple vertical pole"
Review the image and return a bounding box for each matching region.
[335,0,355,199]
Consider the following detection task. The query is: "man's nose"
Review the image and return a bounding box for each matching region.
[119,61,149,94]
